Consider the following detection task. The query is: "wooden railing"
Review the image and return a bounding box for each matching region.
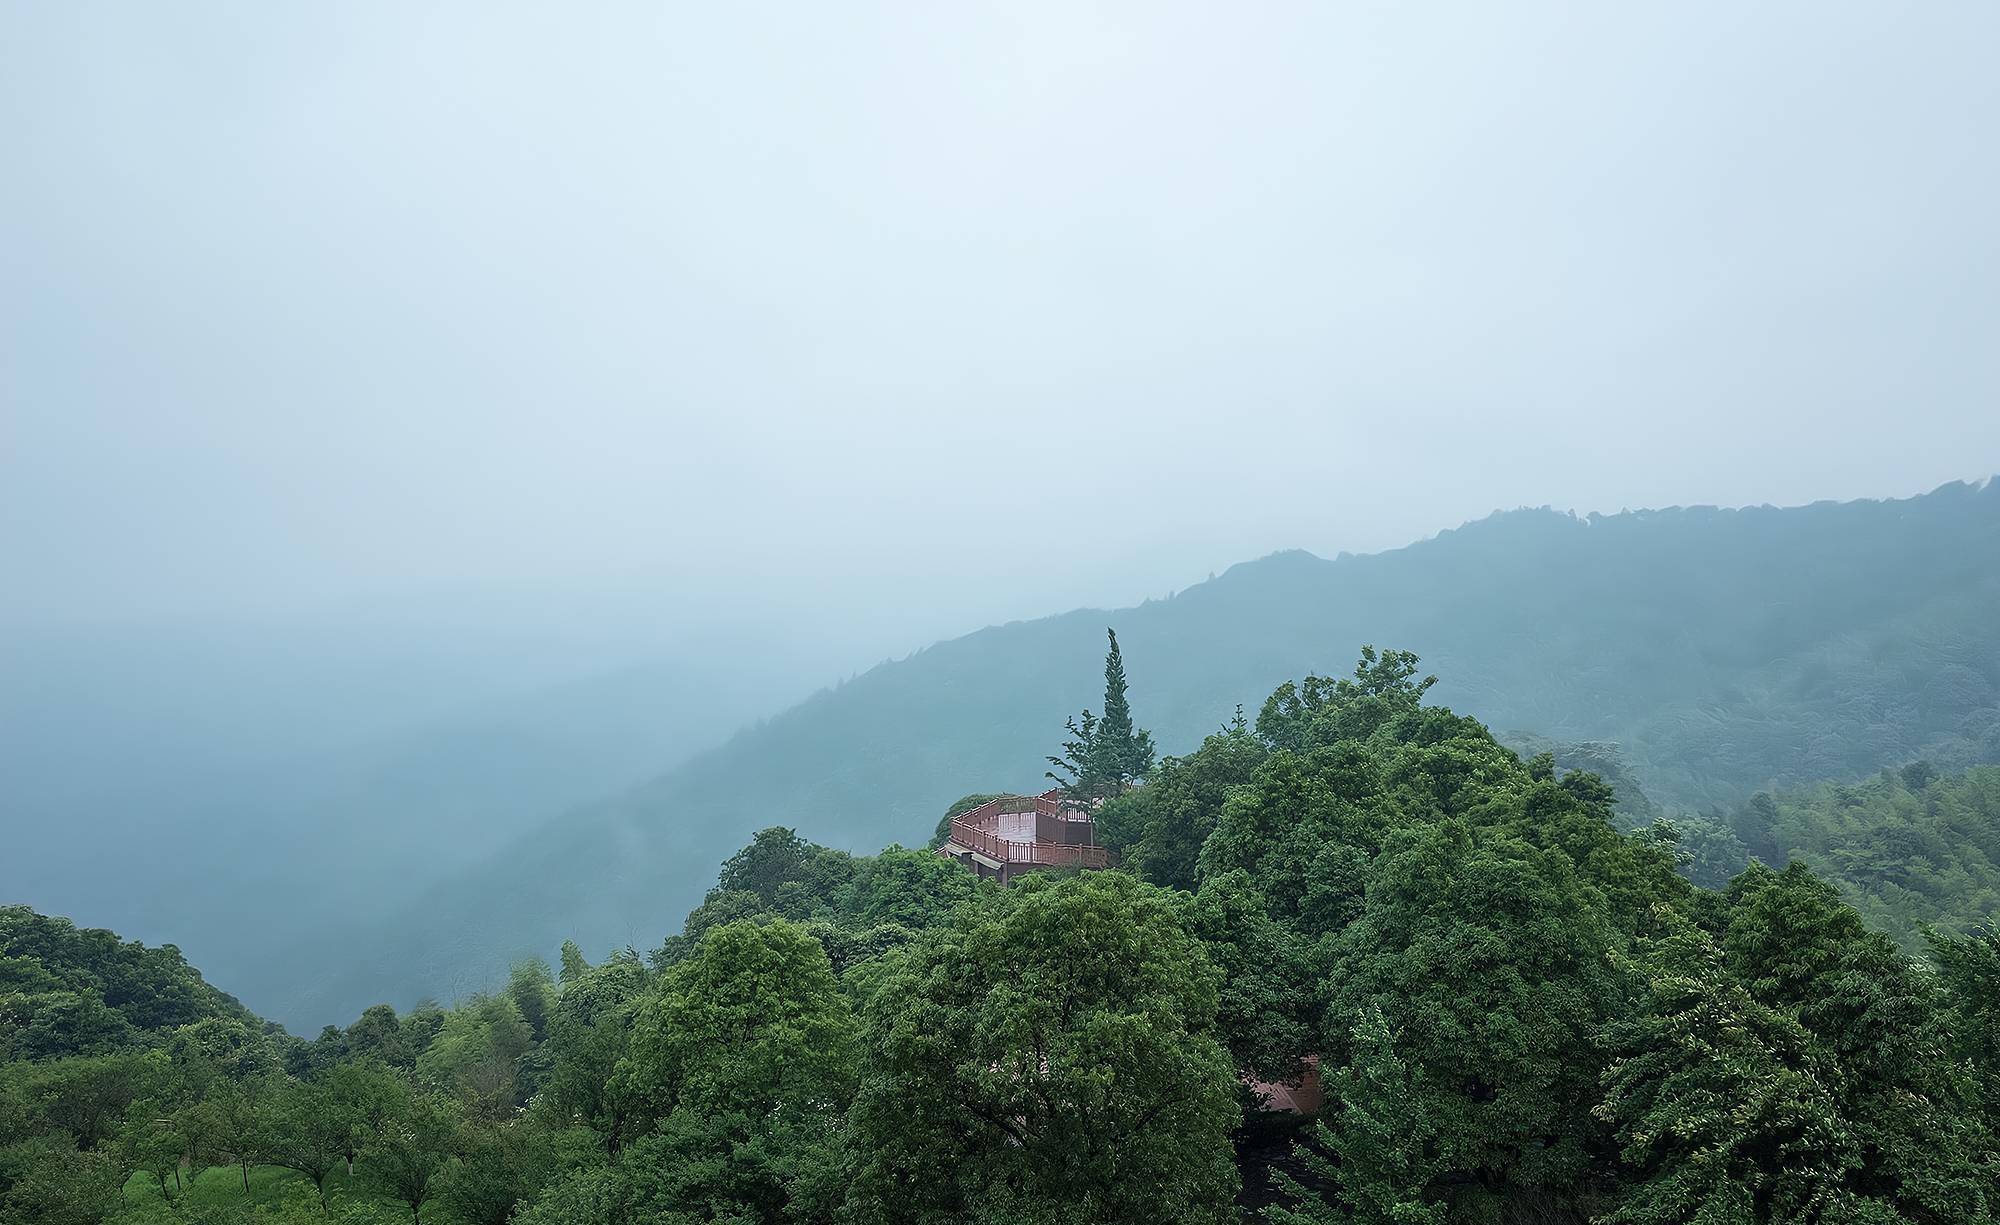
[953,791,1090,827]
[947,811,1111,869]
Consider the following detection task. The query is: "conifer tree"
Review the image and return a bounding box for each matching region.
[1048,628,1156,802]
[1046,708,1102,801]
[1268,1006,1445,1225]
[1091,627,1155,786]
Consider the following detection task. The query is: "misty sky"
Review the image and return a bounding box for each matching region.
[5,1,1999,640]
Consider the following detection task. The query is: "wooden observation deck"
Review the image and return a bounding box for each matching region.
[937,789,1112,884]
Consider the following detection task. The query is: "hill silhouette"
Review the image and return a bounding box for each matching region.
[268,481,2000,1028]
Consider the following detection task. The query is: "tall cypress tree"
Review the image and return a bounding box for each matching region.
[1050,628,1156,801]
[1090,628,1155,788]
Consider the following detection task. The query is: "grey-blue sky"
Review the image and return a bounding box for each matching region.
[4,1,1998,637]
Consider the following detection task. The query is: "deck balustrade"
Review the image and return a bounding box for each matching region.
[942,791,1112,873]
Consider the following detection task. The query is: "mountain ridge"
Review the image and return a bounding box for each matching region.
[264,481,2000,1028]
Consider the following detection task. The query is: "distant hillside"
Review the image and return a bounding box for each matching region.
[1680,763,2000,949]
[1,644,814,1027]
[276,481,2000,1028]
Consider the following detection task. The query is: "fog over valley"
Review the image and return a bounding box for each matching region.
[7,3,1998,1012]
[4,5,2000,1223]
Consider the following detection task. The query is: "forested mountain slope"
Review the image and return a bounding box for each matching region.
[278,481,2000,1028]
[0,906,257,1063]
[12,650,1995,1225]
[1670,762,2000,949]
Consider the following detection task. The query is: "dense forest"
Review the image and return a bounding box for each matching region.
[275,482,2000,1030]
[1670,764,2000,948]
[7,646,1997,1224]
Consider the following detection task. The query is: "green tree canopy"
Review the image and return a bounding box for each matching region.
[1268,1006,1445,1225]
[1596,915,1860,1224]
[1319,820,1622,1218]
[848,871,1241,1224]
[1096,710,1266,891]
[614,918,859,1224]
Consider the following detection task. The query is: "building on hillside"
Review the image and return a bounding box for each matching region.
[938,791,1322,1117]
[937,789,1112,884]
[1246,1057,1323,1114]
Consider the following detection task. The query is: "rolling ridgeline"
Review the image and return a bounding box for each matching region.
[7,639,2000,1224]
[236,480,1999,1028]
[265,481,2000,1029]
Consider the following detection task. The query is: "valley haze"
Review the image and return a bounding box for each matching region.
[16,483,1996,1029]
[5,5,2000,1221]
